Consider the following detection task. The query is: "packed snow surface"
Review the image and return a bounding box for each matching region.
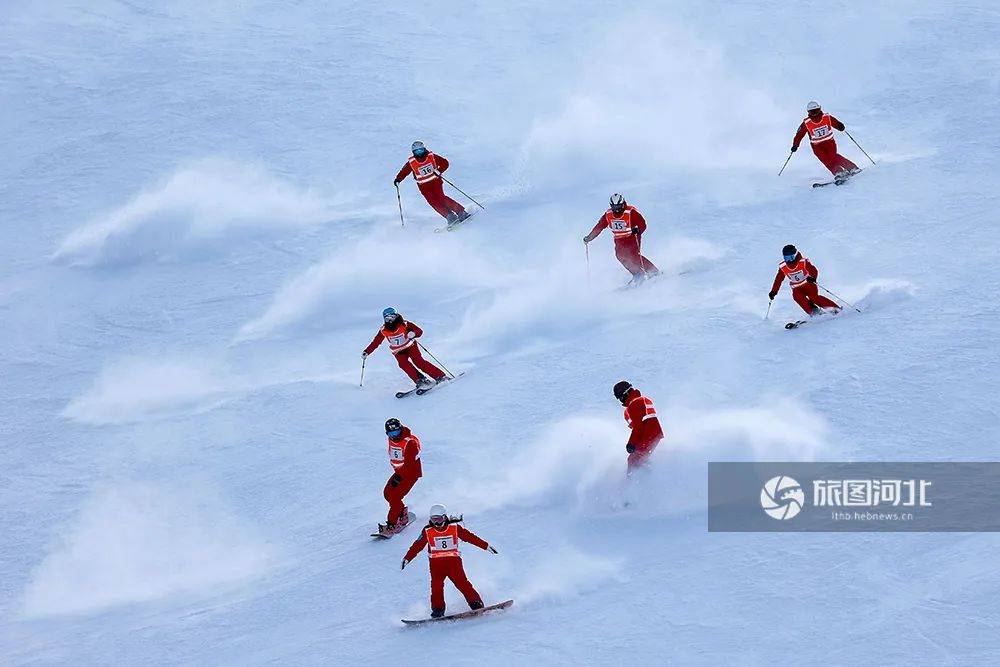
[2,1,999,664]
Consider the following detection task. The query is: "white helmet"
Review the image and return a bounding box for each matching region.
[429,503,447,525]
[411,140,426,153]
[806,100,821,112]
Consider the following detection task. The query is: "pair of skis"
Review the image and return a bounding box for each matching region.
[395,372,465,399]
[812,168,862,188]
[433,210,479,233]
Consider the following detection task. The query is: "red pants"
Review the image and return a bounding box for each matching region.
[394,346,445,383]
[791,283,840,314]
[383,474,418,525]
[614,237,659,277]
[811,139,858,176]
[429,557,482,612]
[418,180,465,219]
[627,437,661,474]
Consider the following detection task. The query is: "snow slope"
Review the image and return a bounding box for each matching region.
[2,1,999,664]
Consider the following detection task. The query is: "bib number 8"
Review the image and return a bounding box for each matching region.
[436,537,455,550]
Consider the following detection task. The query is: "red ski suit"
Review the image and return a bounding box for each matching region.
[792,113,859,176]
[623,389,664,473]
[395,152,466,220]
[770,255,840,314]
[585,205,659,278]
[404,522,489,613]
[384,427,422,525]
[364,319,445,383]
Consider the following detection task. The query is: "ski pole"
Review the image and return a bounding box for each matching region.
[417,341,455,379]
[395,183,405,227]
[778,151,793,176]
[818,283,862,313]
[764,299,772,320]
[360,356,367,387]
[844,130,876,166]
[584,241,591,282]
[437,173,486,210]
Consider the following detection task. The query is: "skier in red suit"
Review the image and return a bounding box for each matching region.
[791,101,860,177]
[768,244,841,315]
[584,194,660,284]
[363,307,447,389]
[394,141,469,224]
[380,418,422,534]
[613,381,664,474]
[401,504,498,618]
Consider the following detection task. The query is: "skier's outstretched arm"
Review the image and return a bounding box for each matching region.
[403,533,427,565]
[769,270,785,298]
[363,330,384,356]
[394,163,411,185]
[435,155,450,173]
[457,526,490,551]
[584,217,608,243]
[791,123,807,151]
[829,115,846,131]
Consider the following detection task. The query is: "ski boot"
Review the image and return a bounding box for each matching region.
[417,377,435,389]
[431,608,446,618]
[434,375,450,385]
[456,210,470,222]
[469,600,484,611]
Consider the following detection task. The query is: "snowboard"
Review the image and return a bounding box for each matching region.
[401,599,513,625]
[371,511,417,539]
[434,210,479,233]
[415,372,465,396]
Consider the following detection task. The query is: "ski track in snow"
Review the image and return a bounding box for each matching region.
[3,1,1000,664]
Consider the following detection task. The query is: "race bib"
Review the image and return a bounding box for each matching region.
[434,536,456,550]
[388,334,407,347]
[811,125,831,139]
[609,218,629,231]
[789,270,807,282]
[389,446,404,461]
[417,163,435,177]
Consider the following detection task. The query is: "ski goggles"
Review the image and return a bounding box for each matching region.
[387,427,402,438]
[412,148,428,158]
[783,253,797,262]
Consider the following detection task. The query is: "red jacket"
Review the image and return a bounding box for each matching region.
[395,154,450,184]
[585,206,648,243]
[364,320,423,356]
[624,390,663,452]
[403,522,489,564]
[792,115,845,150]
[770,255,819,293]
[389,427,423,480]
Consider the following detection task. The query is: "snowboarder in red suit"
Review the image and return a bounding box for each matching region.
[381,418,422,533]
[768,244,841,315]
[791,101,860,177]
[401,504,498,618]
[613,381,664,474]
[362,307,446,389]
[584,194,660,284]
[394,141,469,224]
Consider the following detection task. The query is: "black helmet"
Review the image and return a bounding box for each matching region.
[613,380,633,403]
[782,244,798,262]
[385,418,403,439]
[609,193,626,215]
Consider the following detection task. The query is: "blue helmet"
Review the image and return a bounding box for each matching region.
[382,307,398,321]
